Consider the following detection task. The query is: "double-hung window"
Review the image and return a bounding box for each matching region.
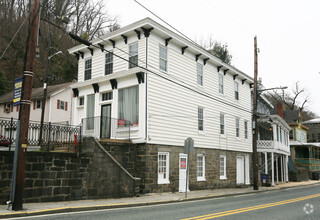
[118,86,139,126]
[197,154,205,181]
[129,43,138,69]
[236,118,240,138]
[78,97,84,107]
[197,63,203,86]
[159,46,167,71]
[234,81,239,100]
[220,113,225,135]
[36,100,41,109]
[158,152,169,184]
[198,107,204,131]
[220,155,227,179]
[219,74,224,94]
[244,120,248,139]
[84,59,92,80]
[105,52,113,75]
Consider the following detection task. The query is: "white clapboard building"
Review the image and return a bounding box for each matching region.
[69,18,254,192]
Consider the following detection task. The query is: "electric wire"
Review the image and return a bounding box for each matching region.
[0,16,29,61]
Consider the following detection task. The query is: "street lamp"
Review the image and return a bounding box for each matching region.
[39,47,63,150]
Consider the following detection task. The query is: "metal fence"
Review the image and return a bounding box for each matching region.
[82,116,131,140]
[0,117,81,152]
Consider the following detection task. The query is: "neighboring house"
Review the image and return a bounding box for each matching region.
[282,110,320,172]
[0,82,74,124]
[68,17,254,193]
[303,118,320,142]
[256,97,291,186]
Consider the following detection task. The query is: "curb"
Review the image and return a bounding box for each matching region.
[1,182,319,219]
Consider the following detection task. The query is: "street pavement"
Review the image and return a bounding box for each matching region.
[0,180,319,219]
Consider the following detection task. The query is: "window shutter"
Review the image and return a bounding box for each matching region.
[11,104,13,112]
[16,106,19,112]
[57,100,60,109]
[65,102,68,111]
[33,101,36,110]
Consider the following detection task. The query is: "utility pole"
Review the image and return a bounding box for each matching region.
[12,0,41,210]
[252,36,259,190]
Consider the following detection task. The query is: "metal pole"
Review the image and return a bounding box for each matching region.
[39,29,51,149]
[9,117,13,152]
[185,154,189,198]
[252,36,259,190]
[12,0,40,211]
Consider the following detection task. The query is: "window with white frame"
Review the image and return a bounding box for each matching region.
[220,155,227,179]
[102,92,113,101]
[129,43,138,69]
[244,120,248,139]
[159,45,167,71]
[57,100,67,110]
[220,113,225,135]
[84,59,92,80]
[198,107,204,131]
[219,74,224,94]
[234,81,239,100]
[78,97,84,106]
[197,154,205,181]
[158,152,169,184]
[236,118,240,138]
[197,63,203,86]
[118,86,139,126]
[36,100,41,109]
[105,52,113,75]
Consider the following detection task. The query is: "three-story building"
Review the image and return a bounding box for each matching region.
[69,18,254,192]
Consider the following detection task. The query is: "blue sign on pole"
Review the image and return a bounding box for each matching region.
[13,76,23,106]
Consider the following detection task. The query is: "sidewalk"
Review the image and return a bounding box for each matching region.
[1,180,319,219]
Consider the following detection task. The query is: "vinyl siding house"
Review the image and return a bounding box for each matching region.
[69,18,254,192]
[0,82,73,124]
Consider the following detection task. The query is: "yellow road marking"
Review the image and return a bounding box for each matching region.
[181,193,320,220]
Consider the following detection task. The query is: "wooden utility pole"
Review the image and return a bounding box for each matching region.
[12,0,41,210]
[252,36,259,190]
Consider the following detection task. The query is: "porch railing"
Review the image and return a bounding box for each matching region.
[257,140,290,153]
[0,117,81,152]
[81,116,131,140]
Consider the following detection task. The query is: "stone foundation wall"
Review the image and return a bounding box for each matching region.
[0,138,140,205]
[100,142,252,194]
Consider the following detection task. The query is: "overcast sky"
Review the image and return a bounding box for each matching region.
[105,0,320,117]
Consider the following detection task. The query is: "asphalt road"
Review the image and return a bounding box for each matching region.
[13,185,320,220]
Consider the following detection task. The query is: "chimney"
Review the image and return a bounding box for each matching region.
[277,103,283,119]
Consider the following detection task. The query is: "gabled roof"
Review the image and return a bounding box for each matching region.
[68,17,254,84]
[283,110,300,123]
[303,118,320,124]
[0,82,74,104]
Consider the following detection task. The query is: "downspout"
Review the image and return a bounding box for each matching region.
[145,36,148,142]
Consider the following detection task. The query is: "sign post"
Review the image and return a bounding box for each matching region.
[184,137,194,198]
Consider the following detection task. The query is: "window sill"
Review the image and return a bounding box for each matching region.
[77,106,84,108]
[220,177,227,180]
[198,130,205,135]
[197,178,206,182]
[220,134,226,139]
[158,180,170,185]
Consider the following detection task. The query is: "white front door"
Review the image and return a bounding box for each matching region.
[237,156,245,184]
[179,154,188,192]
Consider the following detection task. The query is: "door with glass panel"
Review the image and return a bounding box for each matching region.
[100,104,111,138]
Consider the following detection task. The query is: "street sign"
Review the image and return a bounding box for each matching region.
[13,77,23,106]
[184,137,194,155]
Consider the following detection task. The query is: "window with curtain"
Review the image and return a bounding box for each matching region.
[118,86,139,126]
[86,94,95,130]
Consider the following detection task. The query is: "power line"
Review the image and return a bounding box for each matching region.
[0,16,29,61]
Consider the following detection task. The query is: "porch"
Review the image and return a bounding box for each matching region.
[291,144,320,171]
[81,116,134,140]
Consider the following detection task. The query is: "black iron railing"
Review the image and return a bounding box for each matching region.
[0,117,81,152]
